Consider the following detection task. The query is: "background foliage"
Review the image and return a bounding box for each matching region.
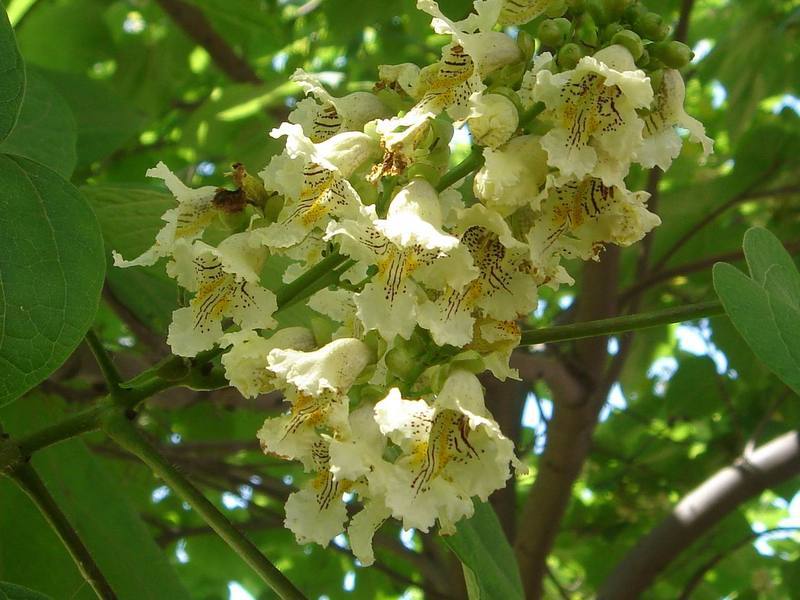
[1,0,799,598]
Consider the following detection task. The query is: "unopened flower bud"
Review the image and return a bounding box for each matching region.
[623,3,648,23]
[602,0,635,20]
[468,93,519,149]
[586,0,608,24]
[602,22,624,42]
[538,18,572,47]
[649,41,694,69]
[517,30,536,62]
[577,13,599,47]
[611,29,644,60]
[557,43,584,69]
[634,12,670,41]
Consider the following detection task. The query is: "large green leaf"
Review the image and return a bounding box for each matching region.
[83,184,178,333]
[0,1,25,142]
[442,501,524,600]
[0,68,77,177]
[713,228,800,396]
[0,155,105,405]
[0,582,52,600]
[0,394,191,599]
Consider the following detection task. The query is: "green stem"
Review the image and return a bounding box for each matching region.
[85,329,122,392]
[275,251,348,308]
[436,147,484,192]
[520,300,724,346]
[103,413,306,600]
[15,404,107,458]
[435,102,545,193]
[10,463,116,599]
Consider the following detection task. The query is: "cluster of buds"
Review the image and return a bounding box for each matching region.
[114,0,711,563]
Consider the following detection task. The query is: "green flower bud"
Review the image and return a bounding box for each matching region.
[384,332,429,381]
[635,47,650,68]
[557,42,583,69]
[623,3,648,24]
[634,12,669,41]
[545,0,569,17]
[355,384,388,404]
[649,41,694,69]
[602,0,635,20]
[602,22,624,42]
[586,0,608,24]
[567,0,587,12]
[610,29,644,60]
[538,18,572,47]
[516,30,536,62]
[406,161,441,184]
[577,13,599,47]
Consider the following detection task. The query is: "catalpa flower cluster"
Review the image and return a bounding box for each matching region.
[114,0,711,564]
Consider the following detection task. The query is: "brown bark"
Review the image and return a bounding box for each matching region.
[598,431,800,599]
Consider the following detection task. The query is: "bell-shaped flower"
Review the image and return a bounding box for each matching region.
[635,69,714,171]
[165,233,278,357]
[526,176,660,285]
[257,338,372,468]
[113,162,218,268]
[220,327,315,399]
[463,318,522,381]
[326,179,477,341]
[473,134,549,216]
[371,370,518,534]
[532,45,654,187]
[257,123,375,250]
[377,63,424,99]
[283,439,350,546]
[466,92,519,148]
[417,204,537,347]
[418,0,521,82]
[289,68,390,142]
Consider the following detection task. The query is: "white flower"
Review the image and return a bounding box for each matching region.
[533,45,654,186]
[284,440,349,546]
[467,93,519,148]
[418,204,537,347]
[327,179,477,341]
[377,63,424,99]
[473,134,549,216]
[220,327,315,399]
[112,162,217,267]
[347,498,392,566]
[268,337,373,397]
[526,175,660,286]
[257,123,374,250]
[165,234,277,357]
[372,371,518,533]
[465,318,523,381]
[257,338,373,466]
[418,0,521,80]
[289,68,389,141]
[635,69,714,171]
[518,52,555,110]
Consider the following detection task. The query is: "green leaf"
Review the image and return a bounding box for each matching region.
[83,184,178,332]
[0,394,191,599]
[0,1,25,142]
[442,501,524,600]
[36,70,144,167]
[0,155,105,405]
[0,583,52,600]
[743,227,800,289]
[0,68,77,177]
[712,262,800,395]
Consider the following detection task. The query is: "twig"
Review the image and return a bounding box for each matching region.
[103,413,305,600]
[519,300,724,346]
[85,329,123,393]
[153,0,262,84]
[9,463,117,599]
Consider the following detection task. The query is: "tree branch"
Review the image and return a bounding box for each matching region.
[514,248,621,599]
[598,431,800,600]
[153,0,261,84]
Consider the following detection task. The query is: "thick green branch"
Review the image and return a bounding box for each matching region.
[103,413,305,600]
[520,300,724,346]
[10,463,116,599]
